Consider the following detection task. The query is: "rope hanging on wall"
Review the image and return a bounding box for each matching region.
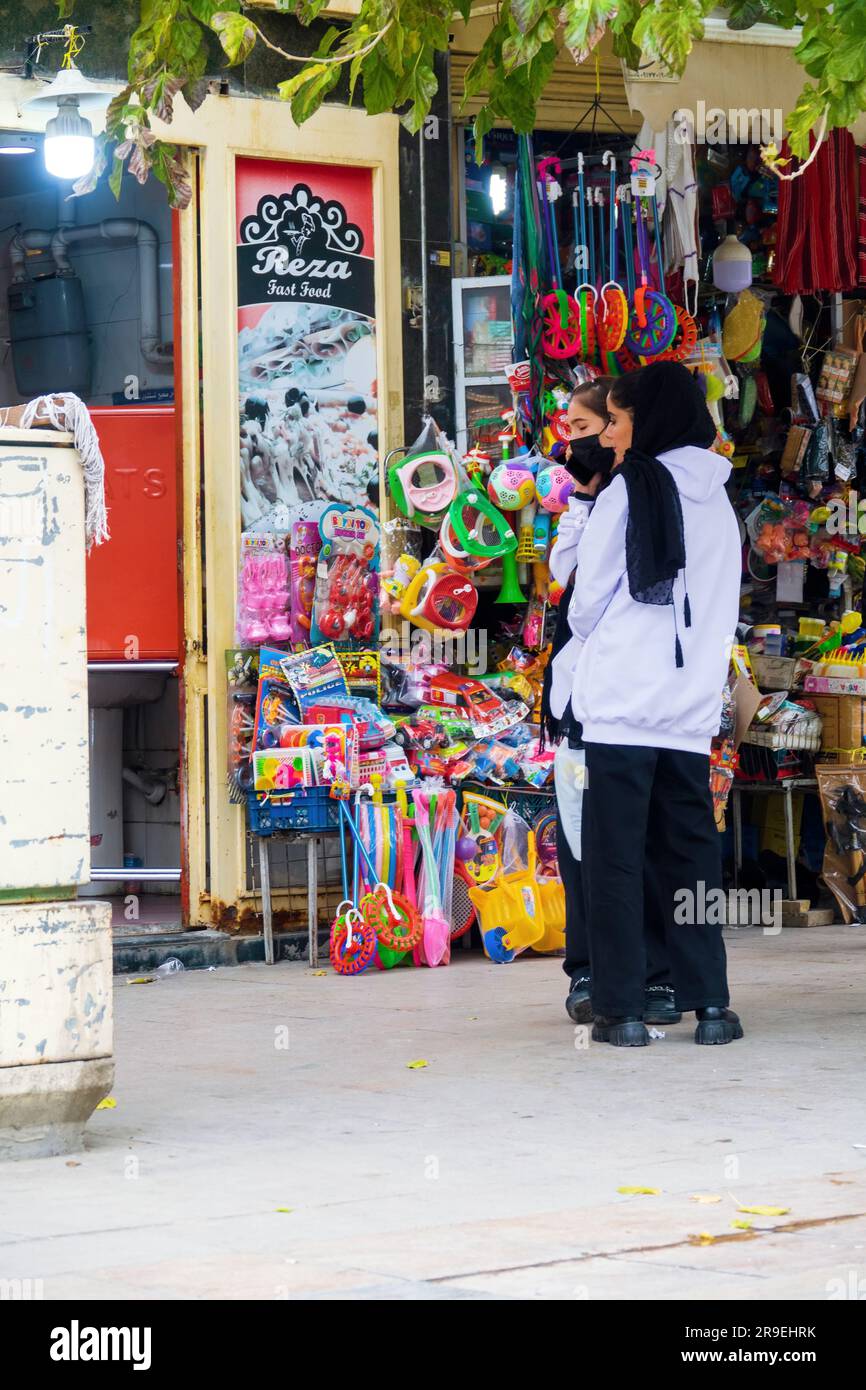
[20,393,110,550]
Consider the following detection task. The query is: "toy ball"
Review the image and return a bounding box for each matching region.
[488,463,536,511]
[455,834,478,862]
[536,464,576,513]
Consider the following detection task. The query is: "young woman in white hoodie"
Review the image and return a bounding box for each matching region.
[543,379,681,1029]
[569,362,743,1047]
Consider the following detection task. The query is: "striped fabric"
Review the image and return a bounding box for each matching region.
[858,146,866,285]
[774,129,858,294]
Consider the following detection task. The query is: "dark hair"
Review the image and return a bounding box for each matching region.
[606,373,642,413]
[608,362,715,454]
[570,375,614,422]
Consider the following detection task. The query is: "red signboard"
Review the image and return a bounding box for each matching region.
[85,406,180,661]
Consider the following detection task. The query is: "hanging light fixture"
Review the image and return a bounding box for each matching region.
[0,131,37,156]
[488,161,508,217]
[23,29,111,182]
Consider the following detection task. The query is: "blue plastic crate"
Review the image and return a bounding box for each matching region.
[247,787,341,835]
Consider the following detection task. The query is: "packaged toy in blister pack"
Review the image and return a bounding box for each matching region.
[311,503,380,647]
[304,694,396,750]
[288,519,321,647]
[279,644,349,715]
[253,646,301,753]
[235,532,292,647]
[226,649,259,802]
[336,649,382,703]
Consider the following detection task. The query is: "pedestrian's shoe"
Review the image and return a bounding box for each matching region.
[644,983,682,1025]
[694,1007,744,1046]
[566,974,592,1024]
[592,1016,650,1047]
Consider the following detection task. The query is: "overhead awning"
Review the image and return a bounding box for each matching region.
[450,17,638,136]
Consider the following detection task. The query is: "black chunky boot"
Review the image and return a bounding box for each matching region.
[565,974,592,1024]
[592,1016,651,1047]
[695,1007,744,1045]
[644,984,682,1025]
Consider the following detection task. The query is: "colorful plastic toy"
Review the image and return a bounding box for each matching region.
[398,560,478,634]
[536,463,576,513]
[385,446,458,527]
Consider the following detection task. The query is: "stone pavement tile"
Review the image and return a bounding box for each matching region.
[433,1254,767,1301]
[45,1255,412,1301]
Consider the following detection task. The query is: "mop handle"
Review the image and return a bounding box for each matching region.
[636,198,650,288]
[603,150,617,283]
[577,152,587,277]
[587,187,596,289]
[621,189,636,299]
[538,170,559,292]
[340,792,380,886]
[649,188,666,295]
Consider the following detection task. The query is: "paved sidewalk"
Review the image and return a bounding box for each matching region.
[1,926,865,1300]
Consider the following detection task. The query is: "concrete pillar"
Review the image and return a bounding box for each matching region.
[0,422,114,1158]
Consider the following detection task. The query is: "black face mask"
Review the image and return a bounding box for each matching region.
[565,434,615,485]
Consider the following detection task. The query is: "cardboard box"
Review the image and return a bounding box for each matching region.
[809,695,866,751]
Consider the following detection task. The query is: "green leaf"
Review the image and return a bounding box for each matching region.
[278,64,327,103]
[291,64,342,124]
[786,81,828,161]
[510,0,546,35]
[313,25,342,60]
[362,49,400,114]
[397,53,438,133]
[726,0,769,29]
[211,11,257,65]
[562,1,618,61]
[188,0,238,19]
[825,40,866,85]
[109,152,126,200]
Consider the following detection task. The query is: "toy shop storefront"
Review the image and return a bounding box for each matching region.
[228,35,866,973]
[430,28,866,938]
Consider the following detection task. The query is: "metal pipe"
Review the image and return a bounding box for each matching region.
[15,219,173,364]
[419,127,430,405]
[90,867,181,881]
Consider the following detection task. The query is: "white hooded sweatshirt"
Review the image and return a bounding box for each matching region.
[568,446,741,755]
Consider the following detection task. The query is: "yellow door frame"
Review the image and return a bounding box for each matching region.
[163,95,404,924]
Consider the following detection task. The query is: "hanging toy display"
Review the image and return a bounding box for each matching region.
[311,504,380,646]
[385,445,458,528]
[624,196,677,358]
[398,560,478,634]
[537,155,584,361]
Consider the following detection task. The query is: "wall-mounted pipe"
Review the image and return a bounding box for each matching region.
[10,219,174,366]
[122,766,168,807]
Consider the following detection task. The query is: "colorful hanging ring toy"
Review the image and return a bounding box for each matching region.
[538,155,583,361]
[597,152,628,353]
[330,901,377,976]
[362,882,423,952]
[656,304,699,363]
[448,488,518,560]
[624,195,677,358]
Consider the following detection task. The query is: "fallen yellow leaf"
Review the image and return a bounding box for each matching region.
[311,970,326,977]
[689,1232,716,1246]
[690,1194,722,1204]
[737,1204,789,1217]
[407,1059,428,1070]
[275,1207,293,1214]
[617,1185,660,1195]
[127,976,154,985]
[731,1218,753,1231]
[95,1097,116,1111]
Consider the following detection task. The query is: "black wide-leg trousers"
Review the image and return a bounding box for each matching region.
[581,742,731,1018]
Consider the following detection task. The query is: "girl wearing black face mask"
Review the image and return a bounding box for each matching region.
[541,380,680,1030]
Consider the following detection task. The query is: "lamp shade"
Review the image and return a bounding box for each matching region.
[24,65,113,113]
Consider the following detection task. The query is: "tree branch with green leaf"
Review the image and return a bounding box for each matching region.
[55,1,866,207]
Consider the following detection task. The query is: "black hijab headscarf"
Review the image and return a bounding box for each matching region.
[617,361,716,666]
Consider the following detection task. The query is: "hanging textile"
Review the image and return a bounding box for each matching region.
[858,146,866,286]
[773,129,858,295]
[633,118,700,316]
